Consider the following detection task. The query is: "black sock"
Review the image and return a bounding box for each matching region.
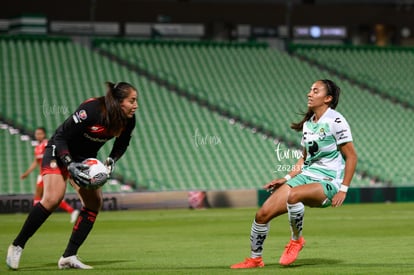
[63,207,98,257]
[13,202,51,248]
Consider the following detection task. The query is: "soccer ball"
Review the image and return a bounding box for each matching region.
[82,158,108,189]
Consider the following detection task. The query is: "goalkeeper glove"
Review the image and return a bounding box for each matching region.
[68,162,91,188]
[104,157,115,178]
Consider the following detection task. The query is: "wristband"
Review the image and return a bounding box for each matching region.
[339,184,349,193]
[61,154,73,166]
[284,174,292,181]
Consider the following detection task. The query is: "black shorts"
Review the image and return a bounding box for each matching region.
[41,145,69,179]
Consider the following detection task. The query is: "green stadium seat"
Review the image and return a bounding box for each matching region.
[92,39,413,187]
[3,36,300,193]
[2,36,412,194]
[291,44,414,106]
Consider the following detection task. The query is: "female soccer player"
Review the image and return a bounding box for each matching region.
[7,81,138,270]
[231,79,357,269]
[20,127,80,223]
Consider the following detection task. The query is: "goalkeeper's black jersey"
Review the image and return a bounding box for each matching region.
[47,97,135,163]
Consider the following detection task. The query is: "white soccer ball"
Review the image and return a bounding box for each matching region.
[82,158,108,189]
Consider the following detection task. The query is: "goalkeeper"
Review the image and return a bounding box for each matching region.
[6,81,138,270]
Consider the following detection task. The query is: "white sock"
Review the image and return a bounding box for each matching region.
[250,220,269,258]
[287,202,305,240]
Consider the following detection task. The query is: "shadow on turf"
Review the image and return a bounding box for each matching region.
[266,258,342,268]
[18,260,132,271]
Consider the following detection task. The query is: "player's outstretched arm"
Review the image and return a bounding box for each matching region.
[20,158,38,179]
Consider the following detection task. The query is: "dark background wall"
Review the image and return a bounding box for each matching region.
[2,0,413,26]
[2,0,413,45]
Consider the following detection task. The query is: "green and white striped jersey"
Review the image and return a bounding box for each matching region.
[301,108,353,186]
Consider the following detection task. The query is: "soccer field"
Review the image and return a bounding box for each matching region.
[1,202,413,274]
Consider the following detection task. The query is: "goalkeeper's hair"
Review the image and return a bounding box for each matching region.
[100,81,138,136]
[291,79,341,132]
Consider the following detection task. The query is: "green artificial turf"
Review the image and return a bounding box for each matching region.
[1,202,413,274]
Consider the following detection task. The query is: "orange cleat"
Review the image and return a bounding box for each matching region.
[279,237,305,266]
[230,257,265,269]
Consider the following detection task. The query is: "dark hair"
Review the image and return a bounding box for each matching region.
[290,79,341,132]
[35,127,47,134]
[102,81,137,136]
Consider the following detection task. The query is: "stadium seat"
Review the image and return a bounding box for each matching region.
[1,36,411,194]
[93,39,413,186]
[291,44,414,106]
[1,37,295,193]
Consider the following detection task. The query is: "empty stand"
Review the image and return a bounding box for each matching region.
[0,128,35,194]
[1,36,412,195]
[94,39,413,186]
[0,36,294,194]
[290,44,414,107]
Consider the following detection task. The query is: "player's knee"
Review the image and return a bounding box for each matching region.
[287,190,301,204]
[41,195,64,211]
[255,208,273,224]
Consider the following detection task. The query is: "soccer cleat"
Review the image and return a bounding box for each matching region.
[279,237,306,266]
[70,209,80,223]
[6,244,23,270]
[58,255,93,269]
[230,257,264,269]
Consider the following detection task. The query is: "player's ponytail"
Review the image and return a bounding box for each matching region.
[290,79,340,132]
[290,109,314,132]
[104,81,137,136]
